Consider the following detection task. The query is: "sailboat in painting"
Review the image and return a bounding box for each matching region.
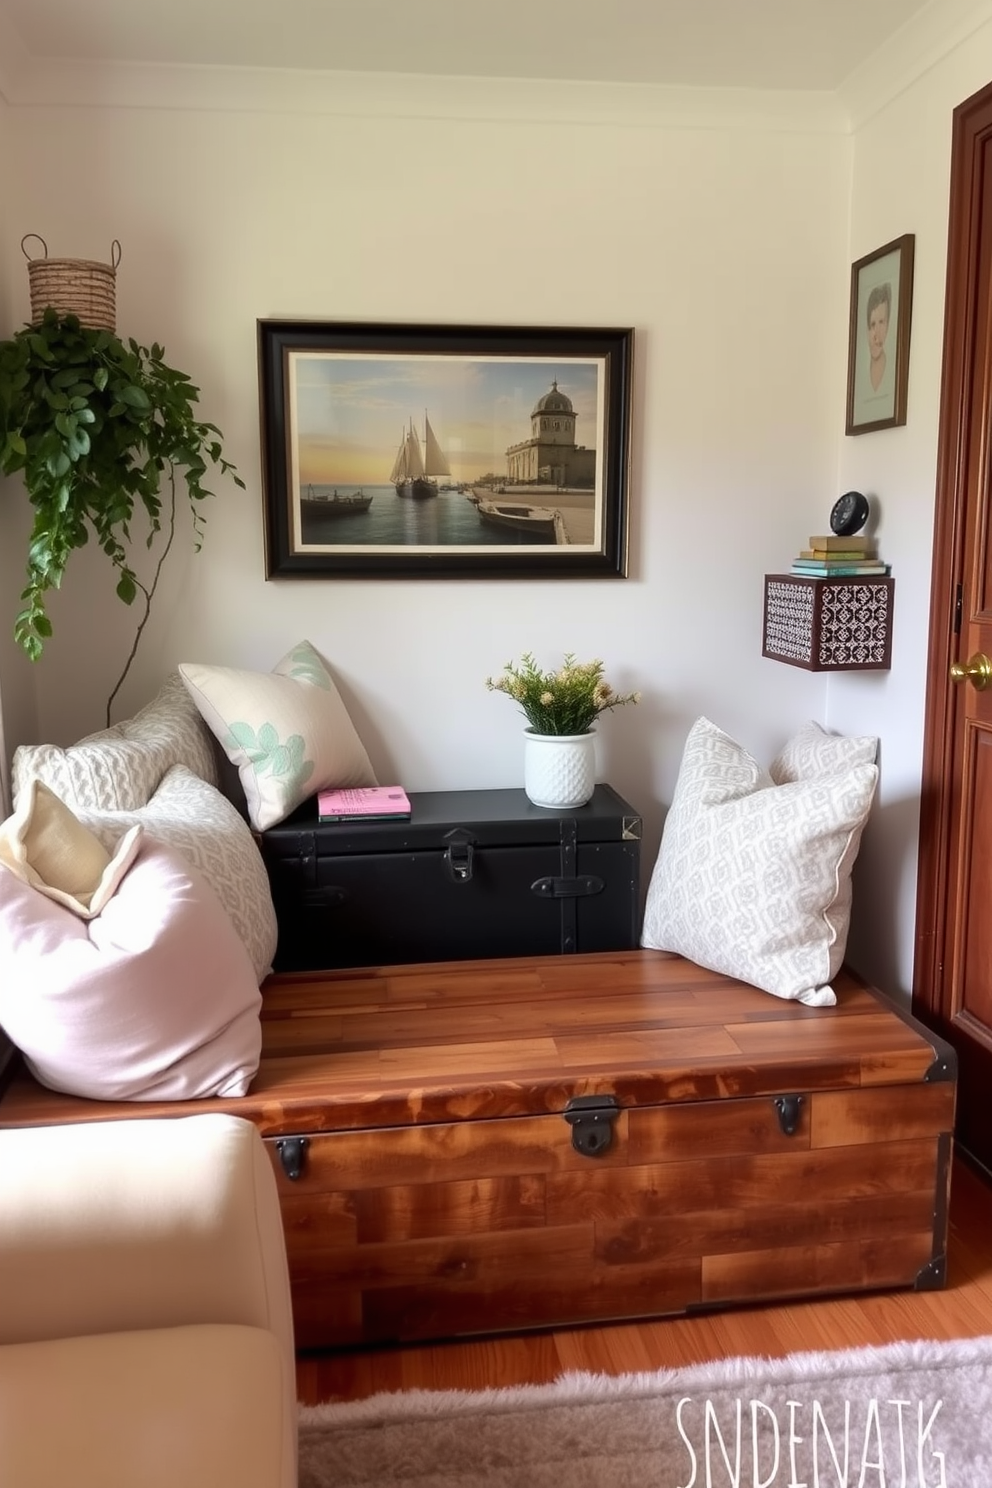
[390,413,451,499]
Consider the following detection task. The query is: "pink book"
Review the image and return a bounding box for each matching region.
[317,785,411,821]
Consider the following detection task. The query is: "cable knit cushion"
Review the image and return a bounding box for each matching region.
[11,673,220,813]
[0,838,262,1101]
[75,767,277,983]
[178,639,376,831]
[0,781,142,919]
[640,716,879,1006]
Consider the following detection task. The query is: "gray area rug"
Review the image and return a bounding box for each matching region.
[298,1335,992,1486]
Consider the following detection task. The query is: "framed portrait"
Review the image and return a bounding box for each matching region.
[257,320,633,579]
[845,234,915,435]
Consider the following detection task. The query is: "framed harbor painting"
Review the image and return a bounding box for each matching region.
[257,320,633,578]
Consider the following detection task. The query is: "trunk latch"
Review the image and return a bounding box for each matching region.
[275,1136,309,1180]
[773,1094,803,1136]
[564,1094,620,1156]
[443,828,476,882]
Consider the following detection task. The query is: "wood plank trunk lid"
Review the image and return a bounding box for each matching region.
[0,951,957,1349]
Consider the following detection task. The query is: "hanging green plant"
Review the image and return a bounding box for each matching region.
[0,308,244,720]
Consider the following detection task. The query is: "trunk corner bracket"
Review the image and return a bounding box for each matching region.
[924,1052,956,1083]
[914,1254,946,1290]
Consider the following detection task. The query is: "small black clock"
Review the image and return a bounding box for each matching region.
[830,490,870,537]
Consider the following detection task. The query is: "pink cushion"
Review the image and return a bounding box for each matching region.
[0,840,262,1101]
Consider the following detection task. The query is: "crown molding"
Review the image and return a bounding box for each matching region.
[840,0,992,131]
[0,52,847,134]
[15,0,991,137]
[2,3,991,134]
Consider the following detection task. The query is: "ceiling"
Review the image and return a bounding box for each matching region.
[0,0,937,92]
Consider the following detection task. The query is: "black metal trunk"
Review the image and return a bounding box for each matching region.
[259,784,642,972]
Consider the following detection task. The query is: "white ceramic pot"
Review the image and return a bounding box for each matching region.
[523,730,596,809]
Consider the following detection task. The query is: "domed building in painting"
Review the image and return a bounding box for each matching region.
[505,381,596,488]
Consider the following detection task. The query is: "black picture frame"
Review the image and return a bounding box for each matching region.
[845,234,915,435]
[257,320,633,578]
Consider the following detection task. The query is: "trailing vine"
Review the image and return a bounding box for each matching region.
[0,309,244,713]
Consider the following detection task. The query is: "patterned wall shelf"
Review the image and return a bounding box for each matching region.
[762,574,894,671]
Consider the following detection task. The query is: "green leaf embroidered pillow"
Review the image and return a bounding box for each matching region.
[178,641,376,831]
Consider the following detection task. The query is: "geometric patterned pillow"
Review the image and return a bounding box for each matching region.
[640,716,878,1005]
[178,640,376,832]
[11,672,220,814]
[76,766,278,984]
[770,718,878,783]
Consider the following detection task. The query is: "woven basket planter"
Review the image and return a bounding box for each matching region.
[21,235,121,332]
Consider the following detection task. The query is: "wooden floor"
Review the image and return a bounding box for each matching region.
[297,1152,992,1405]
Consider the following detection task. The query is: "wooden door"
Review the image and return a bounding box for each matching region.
[916,80,992,1173]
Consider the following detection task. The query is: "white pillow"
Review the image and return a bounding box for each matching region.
[11,672,220,813]
[0,838,262,1101]
[0,781,142,919]
[178,640,376,831]
[75,766,277,984]
[770,718,879,783]
[640,717,878,1005]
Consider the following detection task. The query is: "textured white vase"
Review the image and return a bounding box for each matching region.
[523,730,596,809]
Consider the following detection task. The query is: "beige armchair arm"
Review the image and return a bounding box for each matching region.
[0,1113,296,1488]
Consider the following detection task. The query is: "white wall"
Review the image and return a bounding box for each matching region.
[1,83,846,882]
[6,18,990,1000]
[834,17,992,993]
[0,88,38,812]
[0,91,10,813]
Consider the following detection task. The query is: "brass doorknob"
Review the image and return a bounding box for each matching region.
[950,653,992,690]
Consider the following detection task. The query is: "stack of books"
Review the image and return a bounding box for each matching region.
[790,534,891,578]
[317,786,412,823]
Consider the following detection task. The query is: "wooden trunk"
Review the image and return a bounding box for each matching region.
[0,951,955,1350]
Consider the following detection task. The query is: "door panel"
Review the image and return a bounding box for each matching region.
[960,729,992,1030]
[916,81,992,1171]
